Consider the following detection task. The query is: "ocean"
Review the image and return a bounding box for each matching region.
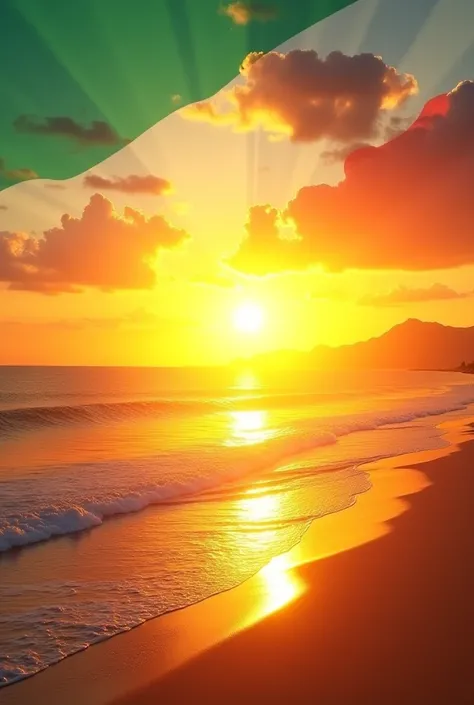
[1,365,473,686]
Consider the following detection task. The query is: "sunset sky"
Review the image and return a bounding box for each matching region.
[1,0,474,366]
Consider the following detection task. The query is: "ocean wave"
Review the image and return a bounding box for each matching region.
[0,387,417,437]
[0,398,210,435]
[1,384,474,553]
[0,465,370,688]
[0,427,338,552]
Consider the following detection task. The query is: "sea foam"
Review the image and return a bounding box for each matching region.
[1,381,473,553]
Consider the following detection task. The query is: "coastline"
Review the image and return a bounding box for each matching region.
[3,414,474,705]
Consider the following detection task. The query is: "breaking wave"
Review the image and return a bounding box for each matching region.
[1,381,474,553]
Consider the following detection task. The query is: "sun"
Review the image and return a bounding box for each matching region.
[233,302,265,334]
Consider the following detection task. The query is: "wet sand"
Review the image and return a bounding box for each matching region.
[116,419,474,705]
[4,418,474,705]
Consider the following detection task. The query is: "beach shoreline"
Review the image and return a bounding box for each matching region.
[3,412,474,705]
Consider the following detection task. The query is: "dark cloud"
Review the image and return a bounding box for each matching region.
[83,173,172,195]
[359,283,472,307]
[220,2,277,25]
[320,142,370,164]
[0,205,7,210]
[0,157,38,181]
[14,115,129,147]
[383,114,414,141]
[230,82,474,274]
[183,50,417,143]
[0,193,190,294]
[44,183,67,190]
[321,117,414,163]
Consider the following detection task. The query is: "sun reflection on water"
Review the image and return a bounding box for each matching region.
[239,489,280,522]
[232,370,261,391]
[227,409,274,446]
[237,487,305,619]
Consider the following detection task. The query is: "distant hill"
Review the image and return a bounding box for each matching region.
[458,361,474,374]
[245,319,474,371]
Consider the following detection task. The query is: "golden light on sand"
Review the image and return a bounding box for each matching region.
[235,487,305,622]
[233,302,265,334]
[259,553,303,615]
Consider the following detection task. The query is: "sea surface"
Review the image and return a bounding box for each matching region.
[1,365,473,686]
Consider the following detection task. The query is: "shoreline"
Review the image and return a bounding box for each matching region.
[3,412,473,705]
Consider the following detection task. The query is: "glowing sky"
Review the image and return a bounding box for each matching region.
[1,0,474,366]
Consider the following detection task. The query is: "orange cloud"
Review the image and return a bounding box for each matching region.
[228,205,305,275]
[220,2,277,25]
[14,116,129,146]
[83,174,173,195]
[359,283,473,307]
[0,194,190,294]
[229,82,474,274]
[182,50,417,143]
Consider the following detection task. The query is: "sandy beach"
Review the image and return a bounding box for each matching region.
[136,421,474,705]
[113,422,474,705]
[3,415,474,705]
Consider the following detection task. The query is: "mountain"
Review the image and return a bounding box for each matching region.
[246,319,474,371]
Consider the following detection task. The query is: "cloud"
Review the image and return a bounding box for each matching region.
[14,116,129,147]
[220,2,277,25]
[83,173,173,195]
[320,142,370,164]
[182,50,417,143]
[0,193,190,294]
[321,117,414,163]
[359,283,472,307]
[0,157,38,181]
[383,114,413,141]
[228,205,305,275]
[229,82,474,274]
[0,205,7,210]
